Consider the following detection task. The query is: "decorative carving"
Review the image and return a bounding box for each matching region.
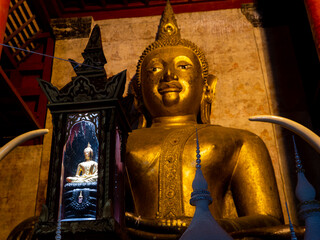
[37,70,126,104]
[37,24,127,105]
[69,24,107,77]
[156,1,181,42]
[66,112,99,139]
[158,125,208,218]
[64,182,97,219]
[241,3,263,28]
[34,218,115,236]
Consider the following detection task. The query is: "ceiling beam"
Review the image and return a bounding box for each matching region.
[60,0,253,20]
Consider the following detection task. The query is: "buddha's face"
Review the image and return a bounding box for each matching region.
[84,149,92,161]
[141,46,204,118]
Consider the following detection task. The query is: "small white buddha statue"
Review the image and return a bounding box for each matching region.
[66,143,98,183]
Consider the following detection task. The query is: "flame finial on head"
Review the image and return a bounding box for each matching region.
[84,142,93,159]
[85,142,93,152]
[156,0,181,42]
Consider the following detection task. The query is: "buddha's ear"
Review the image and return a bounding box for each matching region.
[137,113,148,128]
[200,74,217,124]
[129,83,151,128]
[124,77,148,129]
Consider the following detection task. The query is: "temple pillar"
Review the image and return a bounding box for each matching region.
[0,0,10,58]
[304,0,320,61]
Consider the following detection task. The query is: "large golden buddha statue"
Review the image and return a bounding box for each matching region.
[125,2,283,238]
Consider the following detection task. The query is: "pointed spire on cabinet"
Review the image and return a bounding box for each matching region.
[180,128,233,240]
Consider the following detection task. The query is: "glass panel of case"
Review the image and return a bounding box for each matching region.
[59,112,99,221]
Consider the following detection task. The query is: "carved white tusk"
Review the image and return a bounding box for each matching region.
[0,129,49,161]
[249,115,320,154]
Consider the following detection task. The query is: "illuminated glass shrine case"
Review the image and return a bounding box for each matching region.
[34,25,130,240]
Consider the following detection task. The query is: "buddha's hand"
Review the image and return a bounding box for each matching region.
[217,215,283,233]
[216,218,242,233]
[125,212,190,233]
[230,224,305,239]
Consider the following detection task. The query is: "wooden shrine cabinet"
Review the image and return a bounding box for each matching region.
[34,25,130,240]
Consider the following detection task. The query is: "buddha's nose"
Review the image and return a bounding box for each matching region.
[162,68,178,82]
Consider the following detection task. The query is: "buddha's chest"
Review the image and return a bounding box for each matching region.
[126,126,239,188]
[80,162,95,174]
[126,126,240,218]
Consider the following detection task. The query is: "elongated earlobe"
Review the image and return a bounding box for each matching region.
[200,74,217,124]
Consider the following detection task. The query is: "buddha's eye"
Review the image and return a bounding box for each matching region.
[177,64,192,70]
[148,66,162,73]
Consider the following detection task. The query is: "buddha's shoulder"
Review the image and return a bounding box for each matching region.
[199,124,258,137]
[128,124,260,142]
[199,125,267,150]
[127,127,168,149]
[128,127,166,142]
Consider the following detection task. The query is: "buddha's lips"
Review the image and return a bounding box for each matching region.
[158,81,182,94]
